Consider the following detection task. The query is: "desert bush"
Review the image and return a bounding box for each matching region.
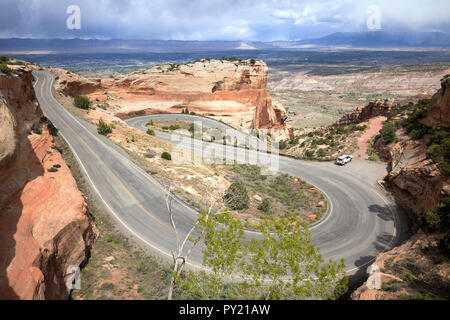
[278,140,287,150]
[423,211,441,231]
[304,149,315,158]
[161,152,172,160]
[97,118,113,135]
[146,129,156,136]
[422,197,450,232]
[223,180,249,210]
[74,95,90,109]
[317,148,327,158]
[429,138,450,176]
[379,121,397,144]
[47,167,58,172]
[0,63,12,75]
[258,198,272,213]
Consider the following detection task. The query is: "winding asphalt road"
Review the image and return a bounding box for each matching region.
[34,70,407,274]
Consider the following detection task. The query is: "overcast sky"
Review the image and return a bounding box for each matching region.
[1,0,449,41]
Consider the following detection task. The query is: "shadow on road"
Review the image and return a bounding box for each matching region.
[368,204,394,221]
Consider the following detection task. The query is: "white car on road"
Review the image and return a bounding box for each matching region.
[336,155,353,165]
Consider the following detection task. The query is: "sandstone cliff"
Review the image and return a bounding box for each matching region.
[334,98,400,127]
[422,74,450,128]
[0,65,97,299]
[51,59,289,136]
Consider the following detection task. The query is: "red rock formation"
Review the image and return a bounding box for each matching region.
[0,67,97,299]
[422,74,450,128]
[51,59,288,133]
[334,99,400,127]
[375,129,447,216]
[353,76,450,300]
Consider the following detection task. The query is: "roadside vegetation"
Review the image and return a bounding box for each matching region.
[97,118,114,135]
[280,122,366,160]
[74,95,91,110]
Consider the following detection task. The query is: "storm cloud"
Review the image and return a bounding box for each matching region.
[1,0,449,40]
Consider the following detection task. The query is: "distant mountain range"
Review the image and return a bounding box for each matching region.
[290,31,450,48]
[1,31,449,54]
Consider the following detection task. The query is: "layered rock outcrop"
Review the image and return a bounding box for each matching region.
[51,59,290,136]
[334,98,400,127]
[353,76,450,300]
[422,74,450,128]
[375,130,448,216]
[0,66,97,299]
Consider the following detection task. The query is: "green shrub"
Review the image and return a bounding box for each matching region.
[0,63,12,75]
[97,118,113,135]
[146,129,156,136]
[278,140,287,150]
[169,124,181,131]
[136,262,149,274]
[305,149,315,158]
[429,138,450,176]
[53,164,61,168]
[0,56,9,63]
[190,111,196,115]
[317,148,326,158]
[422,197,449,232]
[161,152,172,160]
[249,59,256,65]
[223,180,249,210]
[379,121,397,144]
[47,167,58,172]
[423,210,441,231]
[74,95,90,109]
[258,198,272,213]
[31,124,42,135]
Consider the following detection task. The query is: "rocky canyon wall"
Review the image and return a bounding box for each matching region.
[0,66,97,299]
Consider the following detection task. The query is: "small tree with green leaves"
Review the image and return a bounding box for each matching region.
[177,212,347,300]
